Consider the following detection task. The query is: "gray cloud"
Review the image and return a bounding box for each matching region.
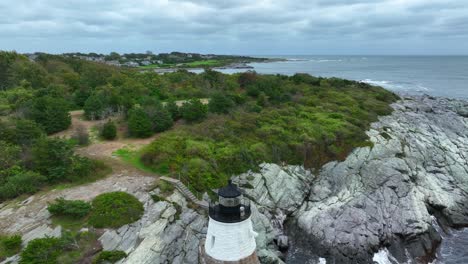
[0,0,467,54]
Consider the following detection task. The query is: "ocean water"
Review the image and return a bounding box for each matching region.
[217,55,468,99]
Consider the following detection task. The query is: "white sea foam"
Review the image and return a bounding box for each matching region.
[372,248,400,264]
[361,79,407,90]
[318,257,326,264]
[311,59,343,62]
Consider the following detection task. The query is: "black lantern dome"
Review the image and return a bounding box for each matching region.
[218,180,241,198]
[209,180,251,223]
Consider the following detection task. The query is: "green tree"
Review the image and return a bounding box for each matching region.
[0,51,20,90]
[208,93,234,114]
[28,96,71,134]
[165,100,180,120]
[152,106,173,132]
[127,107,153,138]
[0,141,21,170]
[180,99,207,123]
[84,94,107,120]
[256,92,268,107]
[101,120,117,140]
[31,138,74,182]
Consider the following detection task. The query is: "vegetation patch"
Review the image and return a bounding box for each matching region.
[141,73,399,192]
[47,198,92,218]
[19,237,63,264]
[89,192,144,228]
[100,120,117,140]
[19,231,100,264]
[0,234,22,260]
[113,148,154,173]
[156,180,175,196]
[93,250,127,264]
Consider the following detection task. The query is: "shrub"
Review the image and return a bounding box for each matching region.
[165,100,180,120]
[69,156,94,181]
[12,119,45,146]
[0,141,21,170]
[158,180,175,195]
[47,198,92,218]
[0,171,46,201]
[100,120,117,140]
[19,237,63,264]
[208,93,234,114]
[89,192,144,228]
[127,107,153,138]
[0,235,22,258]
[93,250,127,264]
[180,99,207,123]
[151,106,173,133]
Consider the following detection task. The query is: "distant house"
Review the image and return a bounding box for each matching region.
[124,61,139,67]
[141,60,151,66]
[106,60,121,67]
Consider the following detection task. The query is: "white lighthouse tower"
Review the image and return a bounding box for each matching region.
[200,180,259,264]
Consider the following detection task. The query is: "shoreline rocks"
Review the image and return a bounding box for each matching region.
[288,95,468,263]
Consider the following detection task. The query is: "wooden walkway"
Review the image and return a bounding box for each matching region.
[161,176,209,209]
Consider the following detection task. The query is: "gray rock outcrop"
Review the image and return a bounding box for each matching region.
[291,95,468,263]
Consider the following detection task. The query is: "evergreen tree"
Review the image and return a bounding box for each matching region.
[208,93,234,114]
[152,106,173,133]
[101,120,117,140]
[180,99,207,123]
[84,94,106,120]
[127,107,152,138]
[165,99,180,120]
[28,96,71,134]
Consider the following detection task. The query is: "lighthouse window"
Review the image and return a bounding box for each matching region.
[210,236,215,249]
[219,197,240,207]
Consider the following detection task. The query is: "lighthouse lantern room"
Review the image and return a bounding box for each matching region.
[200,180,259,264]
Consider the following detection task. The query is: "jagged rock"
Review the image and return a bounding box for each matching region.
[292,95,468,263]
[21,224,62,245]
[238,164,311,213]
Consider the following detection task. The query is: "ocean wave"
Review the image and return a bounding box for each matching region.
[361,79,433,93]
[372,248,400,264]
[311,59,343,62]
[283,58,344,63]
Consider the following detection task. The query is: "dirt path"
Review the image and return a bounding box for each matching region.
[0,111,161,235]
[52,110,158,159]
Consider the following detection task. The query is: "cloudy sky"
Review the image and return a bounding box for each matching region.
[1,0,467,55]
